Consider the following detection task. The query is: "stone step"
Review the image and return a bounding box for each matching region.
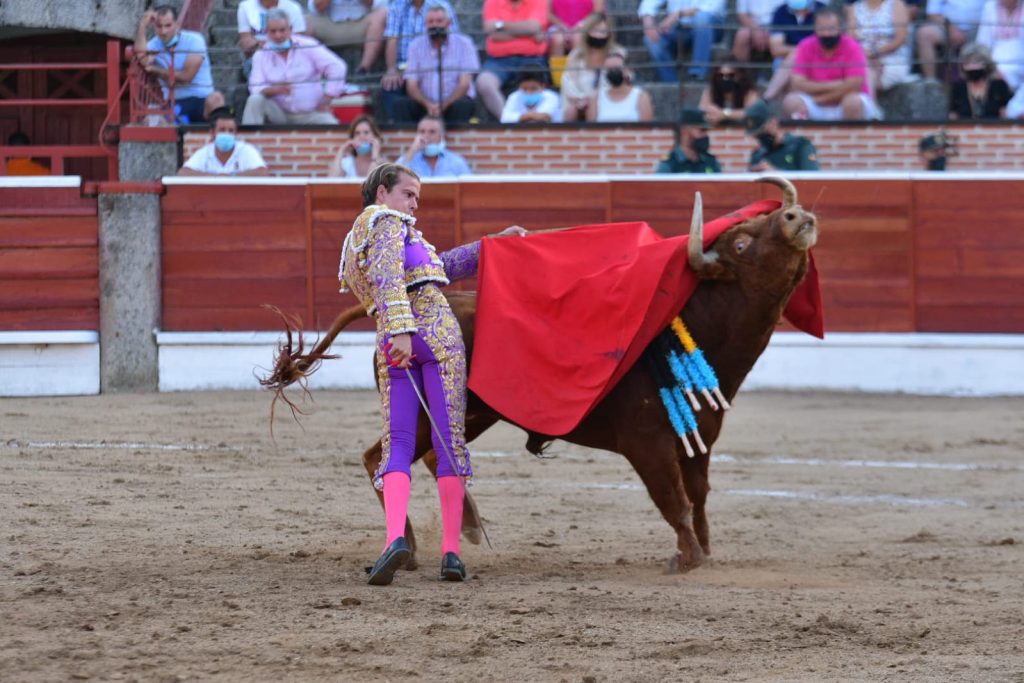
[209,46,242,68]
[208,8,237,29]
[877,79,949,120]
[210,24,239,48]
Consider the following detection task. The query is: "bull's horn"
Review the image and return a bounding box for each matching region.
[688,191,715,272]
[757,176,797,208]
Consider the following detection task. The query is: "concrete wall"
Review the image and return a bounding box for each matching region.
[0,0,150,40]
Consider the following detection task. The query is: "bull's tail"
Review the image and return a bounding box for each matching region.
[258,303,369,428]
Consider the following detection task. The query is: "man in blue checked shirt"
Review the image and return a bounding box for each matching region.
[380,0,460,120]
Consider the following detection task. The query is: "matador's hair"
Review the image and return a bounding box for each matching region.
[361,162,420,208]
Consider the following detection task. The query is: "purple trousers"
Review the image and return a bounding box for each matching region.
[373,285,471,489]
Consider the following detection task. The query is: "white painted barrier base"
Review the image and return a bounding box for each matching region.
[156,331,1024,397]
[746,333,1024,396]
[0,332,100,396]
[156,331,376,392]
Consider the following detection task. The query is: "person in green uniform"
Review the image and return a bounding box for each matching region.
[655,109,721,174]
[744,99,820,172]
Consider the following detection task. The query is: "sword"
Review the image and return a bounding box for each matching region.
[386,346,493,550]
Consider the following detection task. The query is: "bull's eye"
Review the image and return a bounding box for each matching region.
[734,235,752,253]
[785,212,796,221]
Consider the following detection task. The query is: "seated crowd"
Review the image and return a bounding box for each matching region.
[128,0,1024,178]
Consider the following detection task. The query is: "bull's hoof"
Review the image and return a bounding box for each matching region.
[666,549,705,573]
[403,554,418,571]
[462,525,483,546]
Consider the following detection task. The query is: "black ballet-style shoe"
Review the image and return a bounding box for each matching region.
[367,537,411,586]
[439,551,466,582]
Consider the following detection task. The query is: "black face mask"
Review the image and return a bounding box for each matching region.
[605,68,625,87]
[757,132,776,149]
[964,68,987,82]
[818,34,840,50]
[692,136,710,154]
[717,79,738,94]
[586,34,609,49]
[427,27,448,41]
[927,156,947,171]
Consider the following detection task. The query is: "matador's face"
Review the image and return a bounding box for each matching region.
[377,172,420,215]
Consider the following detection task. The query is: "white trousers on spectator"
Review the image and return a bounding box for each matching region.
[795,92,883,121]
[242,93,339,125]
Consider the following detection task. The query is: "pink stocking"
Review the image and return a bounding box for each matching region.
[437,476,464,556]
[382,471,411,550]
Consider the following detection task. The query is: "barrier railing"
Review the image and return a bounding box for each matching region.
[0,40,121,179]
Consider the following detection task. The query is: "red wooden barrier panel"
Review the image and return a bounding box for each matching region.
[0,186,99,330]
[157,179,1024,335]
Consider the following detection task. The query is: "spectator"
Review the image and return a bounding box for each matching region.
[918,130,956,169]
[135,5,225,124]
[327,114,388,177]
[587,52,655,121]
[395,4,479,125]
[242,9,347,124]
[847,0,913,93]
[700,64,760,124]
[238,0,309,57]
[396,115,472,177]
[305,0,388,74]
[179,108,269,176]
[783,8,883,120]
[655,109,721,173]
[745,99,820,171]
[949,43,1011,117]
[561,12,625,121]
[380,0,460,121]
[917,0,987,80]
[502,69,563,122]
[476,0,551,119]
[975,0,1024,91]
[639,0,726,82]
[4,133,50,176]
[733,0,779,67]
[549,0,606,56]
[763,0,827,100]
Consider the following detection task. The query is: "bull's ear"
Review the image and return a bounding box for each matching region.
[687,192,731,280]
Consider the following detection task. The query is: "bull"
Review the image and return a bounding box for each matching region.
[263,177,819,573]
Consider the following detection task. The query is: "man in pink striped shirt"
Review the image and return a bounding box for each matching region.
[782,8,882,120]
[242,8,347,124]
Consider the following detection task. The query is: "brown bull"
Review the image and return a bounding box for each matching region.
[263,177,819,573]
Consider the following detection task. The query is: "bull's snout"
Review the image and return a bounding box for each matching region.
[781,208,818,250]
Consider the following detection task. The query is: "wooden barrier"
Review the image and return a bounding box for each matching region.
[158,177,1024,335]
[0,185,99,331]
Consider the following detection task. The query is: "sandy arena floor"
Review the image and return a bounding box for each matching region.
[1,390,1022,682]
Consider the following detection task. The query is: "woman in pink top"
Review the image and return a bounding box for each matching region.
[549,0,606,55]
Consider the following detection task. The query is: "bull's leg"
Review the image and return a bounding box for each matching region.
[416,411,501,545]
[680,450,712,556]
[621,437,705,572]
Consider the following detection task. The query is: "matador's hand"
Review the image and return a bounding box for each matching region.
[385,334,413,368]
[492,225,528,237]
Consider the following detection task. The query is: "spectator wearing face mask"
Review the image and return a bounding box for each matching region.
[561,12,624,121]
[783,7,883,121]
[745,99,820,171]
[655,109,721,174]
[396,115,472,177]
[918,131,956,170]
[587,52,654,122]
[950,43,1011,118]
[763,0,827,100]
[327,114,388,178]
[700,64,760,125]
[179,108,269,176]
[501,69,563,122]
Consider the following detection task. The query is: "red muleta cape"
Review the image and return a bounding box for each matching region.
[468,200,824,436]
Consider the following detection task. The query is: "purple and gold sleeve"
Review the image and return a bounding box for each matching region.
[365,215,417,336]
[439,241,480,282]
